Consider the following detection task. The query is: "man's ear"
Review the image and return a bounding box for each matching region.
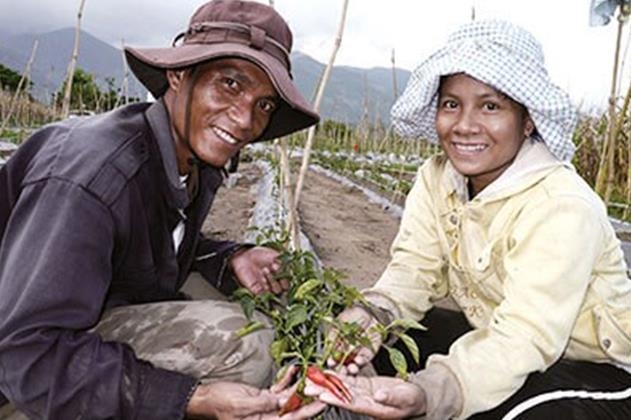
[166,69,186,92]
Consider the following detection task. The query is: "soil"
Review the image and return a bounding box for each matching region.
[205,161,400,290]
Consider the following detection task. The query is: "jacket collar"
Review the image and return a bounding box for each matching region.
[145,99,189,209]
[444,139,572,203]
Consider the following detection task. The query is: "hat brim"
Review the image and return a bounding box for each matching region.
[125,43,319,141]
[391,39,577,161]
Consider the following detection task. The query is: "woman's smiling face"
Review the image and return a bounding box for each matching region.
[435,73,534,196]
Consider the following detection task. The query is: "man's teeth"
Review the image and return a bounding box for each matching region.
[454,143,487,152]
[214,128,238,145]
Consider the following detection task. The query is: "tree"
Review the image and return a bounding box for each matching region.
[0,64,31,92]
[56,68,100,112]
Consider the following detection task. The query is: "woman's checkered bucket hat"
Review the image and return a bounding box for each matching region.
[391,20,577,161]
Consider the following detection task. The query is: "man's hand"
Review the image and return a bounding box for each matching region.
[186,367,326,419]
[305,373,427,419]
[230,246,288,295]
[327,306,383,374]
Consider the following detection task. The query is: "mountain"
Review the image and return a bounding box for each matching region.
[0,28,146,103]
[291,52,411,126]
[0,28,411,125]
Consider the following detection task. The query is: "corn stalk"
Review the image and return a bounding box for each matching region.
[60,0,87,119]
[294,0,350,210]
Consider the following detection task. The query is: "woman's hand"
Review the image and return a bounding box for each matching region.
[305,372,427,419]
[327,306,383,374]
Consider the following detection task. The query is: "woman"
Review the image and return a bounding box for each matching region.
[308,20,631,419]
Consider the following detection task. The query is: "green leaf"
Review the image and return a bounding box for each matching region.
[286,305,308,330]
[242,297,256,320]
[235,320,266,338]
[386,346,408,379]
[294,278,322,300]
[398,333,420,365]
[388,318,426,331]
[270,338,288,363]
[232,288,254,300]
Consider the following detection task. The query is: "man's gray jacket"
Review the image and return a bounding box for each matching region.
[0,100,241,418]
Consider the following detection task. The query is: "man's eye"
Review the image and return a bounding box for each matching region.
[224,77,238,89]
[484,102,499,111]
[259,99,277,113]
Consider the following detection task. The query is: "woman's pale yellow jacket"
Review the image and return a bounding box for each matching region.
[365,140,631,419]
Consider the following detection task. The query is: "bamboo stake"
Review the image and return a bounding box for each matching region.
[617,21,631,91]
[619,80,631,219]
[595,6,627,200]
[278,138,301,249]
[604,13,628,202]
[294,0,349,208]
[391,48,398,102]
[1,40,38,133]
[267,0,299,248]
[119,39,130,107]
[60,0,87,119]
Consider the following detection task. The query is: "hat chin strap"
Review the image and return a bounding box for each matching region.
[181,65,230,200]
[183,65,204,199]
[183,65,201,162]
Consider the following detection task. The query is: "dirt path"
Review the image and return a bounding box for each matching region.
[205,161,400,290]
[298,168,399,289]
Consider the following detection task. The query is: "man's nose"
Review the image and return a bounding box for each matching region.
[229,96,255,130]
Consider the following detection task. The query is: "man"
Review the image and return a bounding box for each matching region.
[0,1,323,418]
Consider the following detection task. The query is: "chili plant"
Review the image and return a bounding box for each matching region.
[234,238,424,414]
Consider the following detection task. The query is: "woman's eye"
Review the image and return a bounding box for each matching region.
[484,102,499,111]
[440,99,458,109]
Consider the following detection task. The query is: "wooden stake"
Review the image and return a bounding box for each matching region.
[267,0,299,248]
[294,0,349,208]
[391,48,398,101]
[619,81,631,219]
[60,0,87,119]
[595,6,628,200]
[119,39,130,107]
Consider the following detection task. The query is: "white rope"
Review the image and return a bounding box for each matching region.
[502,386,631,420]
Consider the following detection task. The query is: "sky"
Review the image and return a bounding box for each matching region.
[0,0,629,112]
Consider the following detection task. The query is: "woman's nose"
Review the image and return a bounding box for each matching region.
[453,108,481,135]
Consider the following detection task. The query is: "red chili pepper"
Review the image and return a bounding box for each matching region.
[323,372,353,402]
[278,392,304,416]
[306,365,352,403]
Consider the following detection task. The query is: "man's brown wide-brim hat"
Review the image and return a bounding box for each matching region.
[124,0,319,141]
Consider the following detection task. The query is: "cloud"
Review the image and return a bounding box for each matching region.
[0,0,627,109]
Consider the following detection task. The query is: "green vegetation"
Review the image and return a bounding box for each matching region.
[0,66,140,141]
[55,68,139,113]
[234,230,424,414]
[0,64,31,92]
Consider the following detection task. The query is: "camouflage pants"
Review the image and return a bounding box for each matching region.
[92,299,275,388]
